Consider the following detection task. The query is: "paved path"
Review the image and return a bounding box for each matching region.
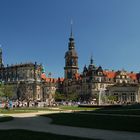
[0,111,140,140]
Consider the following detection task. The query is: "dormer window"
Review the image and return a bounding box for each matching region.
[122,75,125,79]
[98,72,102,75]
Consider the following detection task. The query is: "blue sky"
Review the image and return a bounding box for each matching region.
[0,0,140,78]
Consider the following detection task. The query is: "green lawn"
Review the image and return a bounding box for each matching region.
[0,116,13,122]
[13,107,59,111]
[87,104,140,115]
[0,107,65,113]
[43,112,140,132]
[0,107,60,113]
[92,109,140,115]
[118,104,140,109]
[0,130,98,140]
[0,109,38,114]
[59,106,98,111]
[59,104,140,112]
[96,104,140,110]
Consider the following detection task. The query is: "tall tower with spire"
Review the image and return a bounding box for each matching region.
[64,22,79,79]
[0,47,3,67]
[88,55,96,71]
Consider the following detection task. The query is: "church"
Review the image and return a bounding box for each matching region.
[0,48,56,106]
[61,27,140,104]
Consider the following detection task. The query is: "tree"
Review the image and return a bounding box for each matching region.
[107,95,117,104]
[0,86,4,100]
[67,92,79,101]
[55,91,79,102]
[92,94,99,105]
[17,82,33,107]
[0,84,14,101]
[54,92,66,101]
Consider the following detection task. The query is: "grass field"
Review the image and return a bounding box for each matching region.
[59,106,98,111]
[13,107,58,111]
[0,109,38,114]
[95,104,140,110]
[90,104,140,115]
[92,109,140,115]
[0,106,98,114]
[0,129,98,140]
[43,112,140,132]
[0,107,61,114]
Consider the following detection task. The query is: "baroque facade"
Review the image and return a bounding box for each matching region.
[0,48,56,104]
[61,29,140,104]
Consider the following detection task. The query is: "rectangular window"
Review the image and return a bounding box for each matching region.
[130,93,135,102]
[38,94,40,99]
[122,93,127,101]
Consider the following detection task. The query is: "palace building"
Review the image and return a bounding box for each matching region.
[61,27,140,104]
[0,48,56,105]
[2,26,140,105]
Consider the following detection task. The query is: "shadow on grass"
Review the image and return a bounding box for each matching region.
[0,129,95,140]
[0,114,100,140]
[73,103,140,115]
[79,103,140,110]
[0,116,13,122]
[41,110,140,132]
[83,104,140,115]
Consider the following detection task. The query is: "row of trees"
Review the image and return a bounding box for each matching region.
[0,83,36,107]
[54,92,79,101]
[54,91,117,104]
[0,84,118,105]
[0,84,14,101]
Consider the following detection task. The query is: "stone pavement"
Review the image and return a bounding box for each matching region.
[0,111,140,140]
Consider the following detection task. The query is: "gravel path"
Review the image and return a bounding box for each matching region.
[0,111,140,140]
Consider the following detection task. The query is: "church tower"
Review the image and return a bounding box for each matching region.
[64,23,79,79]
[0,48,3,67]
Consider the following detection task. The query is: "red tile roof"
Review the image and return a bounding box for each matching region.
[41,73,46,79]
[103,70,137,80]
[127,73,137,80]
[103,71,117,79]
[41,73,57,83]
[58,78,64,82]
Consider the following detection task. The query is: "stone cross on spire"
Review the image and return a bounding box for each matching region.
[90,53,94,65]
[70,19,73,38]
